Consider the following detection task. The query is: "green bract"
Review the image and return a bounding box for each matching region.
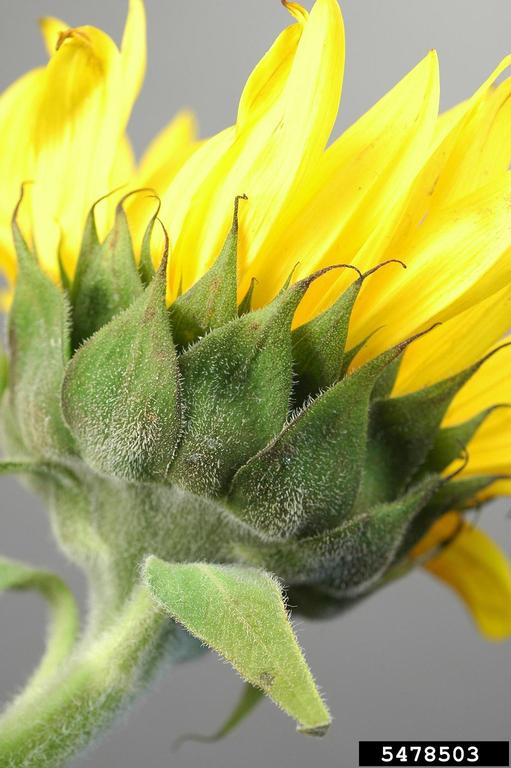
[0,197,499,767]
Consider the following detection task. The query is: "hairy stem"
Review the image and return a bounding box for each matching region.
[0,587,166,768]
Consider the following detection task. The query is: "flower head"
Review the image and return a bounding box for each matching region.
[1,1,511,763]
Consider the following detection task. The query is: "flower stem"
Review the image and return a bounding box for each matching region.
[0,587,166,768]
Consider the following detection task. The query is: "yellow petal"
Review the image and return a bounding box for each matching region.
[30,26,123,278]
[266,51,439,322]
[39,16,68,56]
[156,4,309,293]
[27,3,145,279]
[126,110,199,261]
[138,6,307,286]
[157,125,237,290]
[430,74,511,210]
[474,77,511,185]
[137,110,198,192]
[348,172,511,361]
[379,100,474,254]
[86,132,138,243]
[0,68,44,287]
[397,55,511,234]
[478,479,511,498]
[395,284,511,395]
[236,19,303,131]
[315,55,511,345]
[111,134,136,190]
[417,516,511,642]
[119,0,146,125]
[445,342,511,426]
[428,343,511,486]
[455,409,511,478]
[164,0,344,298]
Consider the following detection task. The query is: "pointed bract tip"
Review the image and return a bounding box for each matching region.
[155,217,170,274]
[90,185,126,218]
[117,186,156,212]
[12,182,33,228]
[479,341,511,368]
[298,263,363,292]
[145,193,162,218]
[445,448,470,482]
[395,322,442,354]
[361,259,407,281]
[297,721,330,737]
[232,194,248,233]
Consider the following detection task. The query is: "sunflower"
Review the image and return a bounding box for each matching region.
[0,1,510,765]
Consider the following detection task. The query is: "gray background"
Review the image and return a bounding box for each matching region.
[1,2,511,767]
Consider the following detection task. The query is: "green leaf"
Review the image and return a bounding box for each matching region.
[168,279,310,496]
[62,248,182,482]
[0,557,78,690]
[233,475,441,597]
[174,683,263,748]
[143,558,331,736]
[8,211,75,457]
[170,195,247,347]
[228,343,413,540]
[71,196,143,347]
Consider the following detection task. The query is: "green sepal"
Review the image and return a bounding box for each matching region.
[238,277,257,316]
[138,197,160,287]
[233,475,441,597]
[71,196,143,347]
[292,267,361,398]
[228,341,416,540]
[170,195,247,347]
[8,212,75,458]
[57,248,72,295]
[339,327,380,379]
[143,558,331,736]
[280,264,299,293]
[62,250,182,482]
[371,355,402,401]
[174,683,263,747]
[424,475,501,516]
[395,474,501,562]
[362,356,493,505]
[292,261,405,400]
[168,278,310,496]
[425,406,504,473]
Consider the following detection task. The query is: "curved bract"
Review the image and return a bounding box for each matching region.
[1,1,511,765]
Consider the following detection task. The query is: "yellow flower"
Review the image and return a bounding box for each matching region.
[1,0,510,640]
